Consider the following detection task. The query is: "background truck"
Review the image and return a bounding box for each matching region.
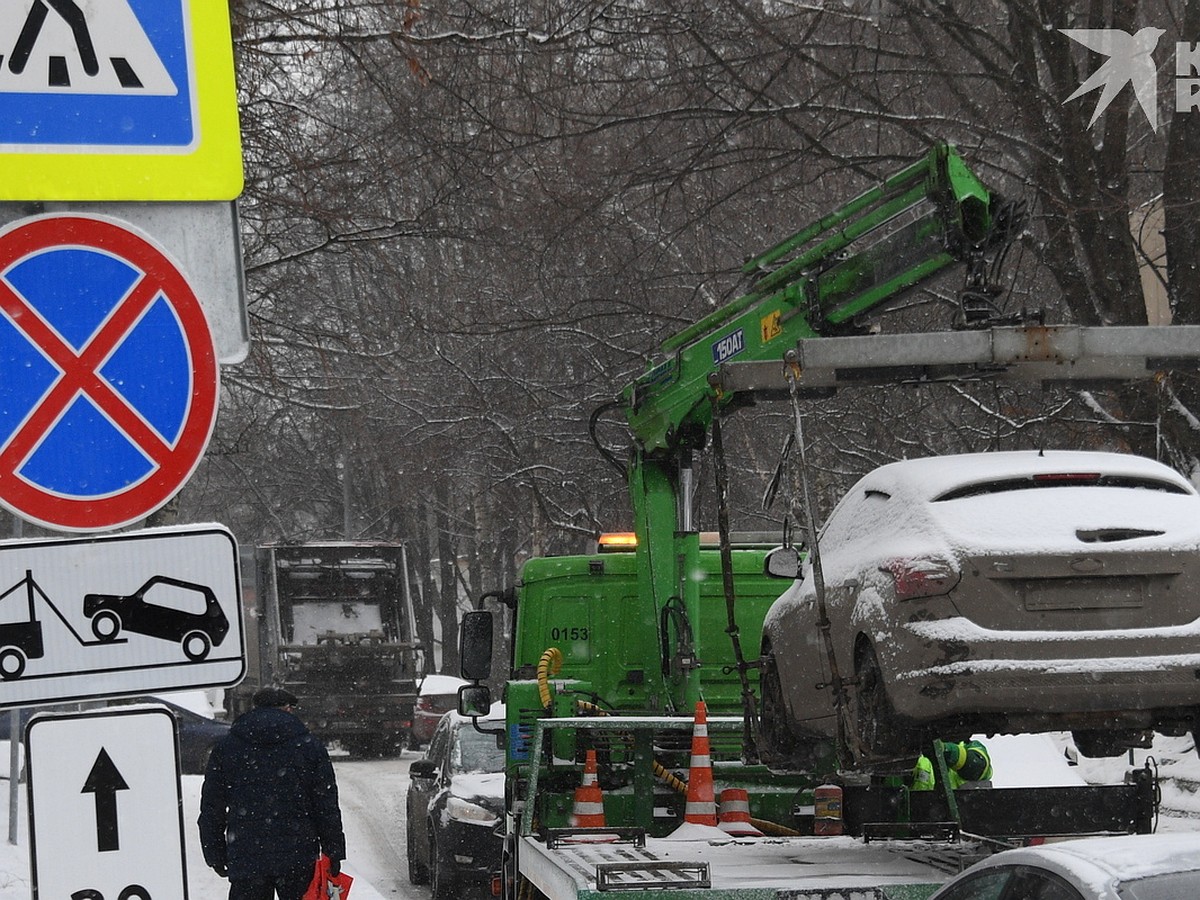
[232,541,421,756]
[456,143,1200,900]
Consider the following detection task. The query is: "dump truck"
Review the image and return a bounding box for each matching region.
[455,144,1200,900]
[232,541,421,756]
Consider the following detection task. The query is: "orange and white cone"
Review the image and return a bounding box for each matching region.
[570,749,606,828]
[684,700,717,826]
[718,788,763,836]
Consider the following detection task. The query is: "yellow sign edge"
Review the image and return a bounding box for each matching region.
[0,3,244,202]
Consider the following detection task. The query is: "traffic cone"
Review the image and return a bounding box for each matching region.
[570,750,607,828]
[717,788,762,836]
[683,700,717,826]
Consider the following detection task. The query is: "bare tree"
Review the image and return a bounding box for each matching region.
[185,1,1200,663]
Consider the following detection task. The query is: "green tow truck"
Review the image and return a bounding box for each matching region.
[456,144,1200,900]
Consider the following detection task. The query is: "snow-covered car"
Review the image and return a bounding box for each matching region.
[927,832,1200,900]
[406,705,505,900]
[759,450,1200,766]
[412,673,470,746]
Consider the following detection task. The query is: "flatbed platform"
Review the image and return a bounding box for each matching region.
[519,830,994,900]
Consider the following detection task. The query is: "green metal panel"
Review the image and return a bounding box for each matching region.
[509,540,781,719]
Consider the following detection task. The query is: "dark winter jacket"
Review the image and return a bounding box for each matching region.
[198,707,346,879]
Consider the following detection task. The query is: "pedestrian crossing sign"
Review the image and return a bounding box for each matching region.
[0,0,242,201]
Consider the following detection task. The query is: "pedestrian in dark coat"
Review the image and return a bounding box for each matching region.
[199,687,346,900]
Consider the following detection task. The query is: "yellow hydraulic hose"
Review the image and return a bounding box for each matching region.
[537,647,563,709]
[653,760,688,794]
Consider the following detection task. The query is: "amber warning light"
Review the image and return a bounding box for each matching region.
[597,533,638,552]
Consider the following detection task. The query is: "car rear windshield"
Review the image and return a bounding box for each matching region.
[934,474,1190,502]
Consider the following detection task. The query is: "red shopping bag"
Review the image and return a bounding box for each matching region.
[303,854,353,900]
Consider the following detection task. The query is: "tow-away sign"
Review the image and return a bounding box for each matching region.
[0,523,244,708]
[27,707,187,900]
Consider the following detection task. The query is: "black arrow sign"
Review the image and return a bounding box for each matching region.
[81,748,129,852]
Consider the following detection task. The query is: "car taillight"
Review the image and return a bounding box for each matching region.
[417,697,433,712]
[882,558,960,600]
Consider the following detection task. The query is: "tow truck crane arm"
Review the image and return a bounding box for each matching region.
[623,143,1014,455]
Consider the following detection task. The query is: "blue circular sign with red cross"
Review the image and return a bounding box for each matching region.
[0,215,218,532]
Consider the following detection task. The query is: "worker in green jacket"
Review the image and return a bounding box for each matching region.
[911,739,992,790]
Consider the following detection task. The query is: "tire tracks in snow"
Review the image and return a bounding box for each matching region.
[335,757,420,897]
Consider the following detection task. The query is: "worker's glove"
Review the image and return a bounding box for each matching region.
[328,857,341,877]
[211,863,228,878]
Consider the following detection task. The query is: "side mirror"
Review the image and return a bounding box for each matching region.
[764,545,802,579]
[410,758,438,779]
[458,683,492,718]
[459,610,494,682]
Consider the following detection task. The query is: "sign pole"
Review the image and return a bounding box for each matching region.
[7,710,17,845]
[6,511,19,844]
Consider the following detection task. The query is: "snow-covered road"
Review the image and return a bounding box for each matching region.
[334,756,416,898]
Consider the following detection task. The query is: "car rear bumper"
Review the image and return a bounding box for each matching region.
[885,617,1200,727]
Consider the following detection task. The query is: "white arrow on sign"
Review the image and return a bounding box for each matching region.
[0,0,177,95]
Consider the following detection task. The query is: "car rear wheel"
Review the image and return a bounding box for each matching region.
[91,611,121,642]
[407,818,428,885]
[430,831,456,900]
[181,630,212,661]
[856,645,908,757]
[758,646,802,767]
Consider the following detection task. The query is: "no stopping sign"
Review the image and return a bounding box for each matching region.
[0,215,218,531]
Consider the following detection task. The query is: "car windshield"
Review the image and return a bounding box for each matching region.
[451,722,505,775]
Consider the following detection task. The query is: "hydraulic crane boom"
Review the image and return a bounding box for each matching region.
[623,143,1014,455]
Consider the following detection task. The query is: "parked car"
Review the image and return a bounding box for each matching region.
[927,833,1200,899]
[412,674,470,746]
[759,450,1200,766]
[18,694,230,774]
[105,695,232,773]
[406,706,505,900]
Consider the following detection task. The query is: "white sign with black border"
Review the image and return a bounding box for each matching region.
[27,707,187,900]
[0,523,244,709]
